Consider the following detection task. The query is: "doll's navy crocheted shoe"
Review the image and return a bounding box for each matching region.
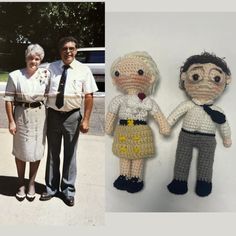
[195,180,212,197]
[126,177,144,193]
[113,175,129,190]
[167,179,188,194]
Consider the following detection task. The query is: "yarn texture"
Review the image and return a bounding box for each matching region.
[106,51,170,193]
[167,52,232,197]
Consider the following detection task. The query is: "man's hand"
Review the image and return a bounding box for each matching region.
[80,119,89,133]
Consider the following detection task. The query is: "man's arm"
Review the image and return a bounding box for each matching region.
[80,93,93,133]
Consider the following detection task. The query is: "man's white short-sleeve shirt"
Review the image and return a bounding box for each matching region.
[47,59,98,112]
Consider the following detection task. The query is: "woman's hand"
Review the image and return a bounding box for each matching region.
[9,121,16,135]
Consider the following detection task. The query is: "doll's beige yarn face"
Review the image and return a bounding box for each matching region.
[111,57,155,94]
[181,63,231,102]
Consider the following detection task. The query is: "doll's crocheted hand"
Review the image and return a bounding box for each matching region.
[153,112,171,136]
[160,124,171,136]
[223,137,232,148]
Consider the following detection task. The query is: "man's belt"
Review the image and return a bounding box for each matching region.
[48,107,80,114]
[181,128,215,137]
[119,119,147,126]
[15,101,43,108]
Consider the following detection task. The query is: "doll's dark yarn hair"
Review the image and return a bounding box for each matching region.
[179,52,231,89]
[180,52,231,76]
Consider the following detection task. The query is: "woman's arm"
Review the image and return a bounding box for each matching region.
[5,101,16,135]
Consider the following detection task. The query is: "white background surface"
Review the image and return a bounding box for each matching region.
[105,12,236,212]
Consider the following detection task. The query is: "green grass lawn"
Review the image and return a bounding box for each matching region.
[0,71,9,82]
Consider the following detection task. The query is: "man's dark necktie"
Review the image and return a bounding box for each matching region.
[202,104,226,124]
[56,65,70,109]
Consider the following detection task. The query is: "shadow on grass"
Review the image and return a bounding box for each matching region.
[0,176,45,196]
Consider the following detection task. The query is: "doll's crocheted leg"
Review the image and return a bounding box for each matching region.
[113,158,131,190]
[195,137,216,197]
[126,159,144,193]
[167,131,193,194]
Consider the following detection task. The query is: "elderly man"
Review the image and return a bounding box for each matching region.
[167,52,232,197]
[40,36,98,206]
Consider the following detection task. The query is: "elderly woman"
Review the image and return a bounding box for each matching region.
[105,51,170,193]
[4,44,49,201]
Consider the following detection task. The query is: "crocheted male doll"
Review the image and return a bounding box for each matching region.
[105,51,170,193]
[167,52,232,197]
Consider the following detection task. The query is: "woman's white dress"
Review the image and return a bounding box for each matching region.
[4,68,50,162]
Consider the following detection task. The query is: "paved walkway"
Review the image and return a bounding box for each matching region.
[0,128,105,226]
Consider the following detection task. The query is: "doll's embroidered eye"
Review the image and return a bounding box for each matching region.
[138,69,144,75]
[192,74,199,81]
[114,71,120,77]
[214,76,221,83]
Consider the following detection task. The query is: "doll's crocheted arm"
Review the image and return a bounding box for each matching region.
[212,106,232,147]
[153,112,171,136]
[219,119,232,147]
[167,101,192,127]
[105,95,122,135]
[150,99,170,135]
[105,112,117,135]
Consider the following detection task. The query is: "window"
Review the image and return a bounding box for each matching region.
[76,50,105,63]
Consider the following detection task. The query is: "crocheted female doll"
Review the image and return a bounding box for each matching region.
[167,52,232,197]
[105,51,170,193]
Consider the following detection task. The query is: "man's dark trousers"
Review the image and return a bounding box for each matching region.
[45,108,82,197]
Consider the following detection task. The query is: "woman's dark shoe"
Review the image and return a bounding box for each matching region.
[195,180,212,197]
[26,193,36,202]
[15,192,26,202]
[113,175,129,190]
[126,177,144,193]
[167,179,188,194]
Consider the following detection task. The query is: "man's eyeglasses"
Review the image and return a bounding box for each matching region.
[62,47,76,52]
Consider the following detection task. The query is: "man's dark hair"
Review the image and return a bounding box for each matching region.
[58,36,79,50]
[180,52,231,76]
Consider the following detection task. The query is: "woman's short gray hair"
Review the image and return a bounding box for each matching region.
[25,44,45,61]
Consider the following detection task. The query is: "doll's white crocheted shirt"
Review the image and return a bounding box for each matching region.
[108,94,161,121]
[167,99,231,138]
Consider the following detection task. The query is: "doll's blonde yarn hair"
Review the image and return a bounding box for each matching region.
[110,51,160,94]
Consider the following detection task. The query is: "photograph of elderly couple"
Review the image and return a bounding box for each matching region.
[0,2,104,226]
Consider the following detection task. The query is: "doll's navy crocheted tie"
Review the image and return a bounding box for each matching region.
[56,64,70,109]
[202,104,226,124]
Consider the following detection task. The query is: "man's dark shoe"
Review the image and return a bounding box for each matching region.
[39,192,55,201]
[62,195,74,207]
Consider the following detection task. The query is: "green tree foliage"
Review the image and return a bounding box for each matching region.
[0,2,104,70]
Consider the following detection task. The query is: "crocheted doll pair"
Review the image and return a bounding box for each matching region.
[106,51,232,196]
